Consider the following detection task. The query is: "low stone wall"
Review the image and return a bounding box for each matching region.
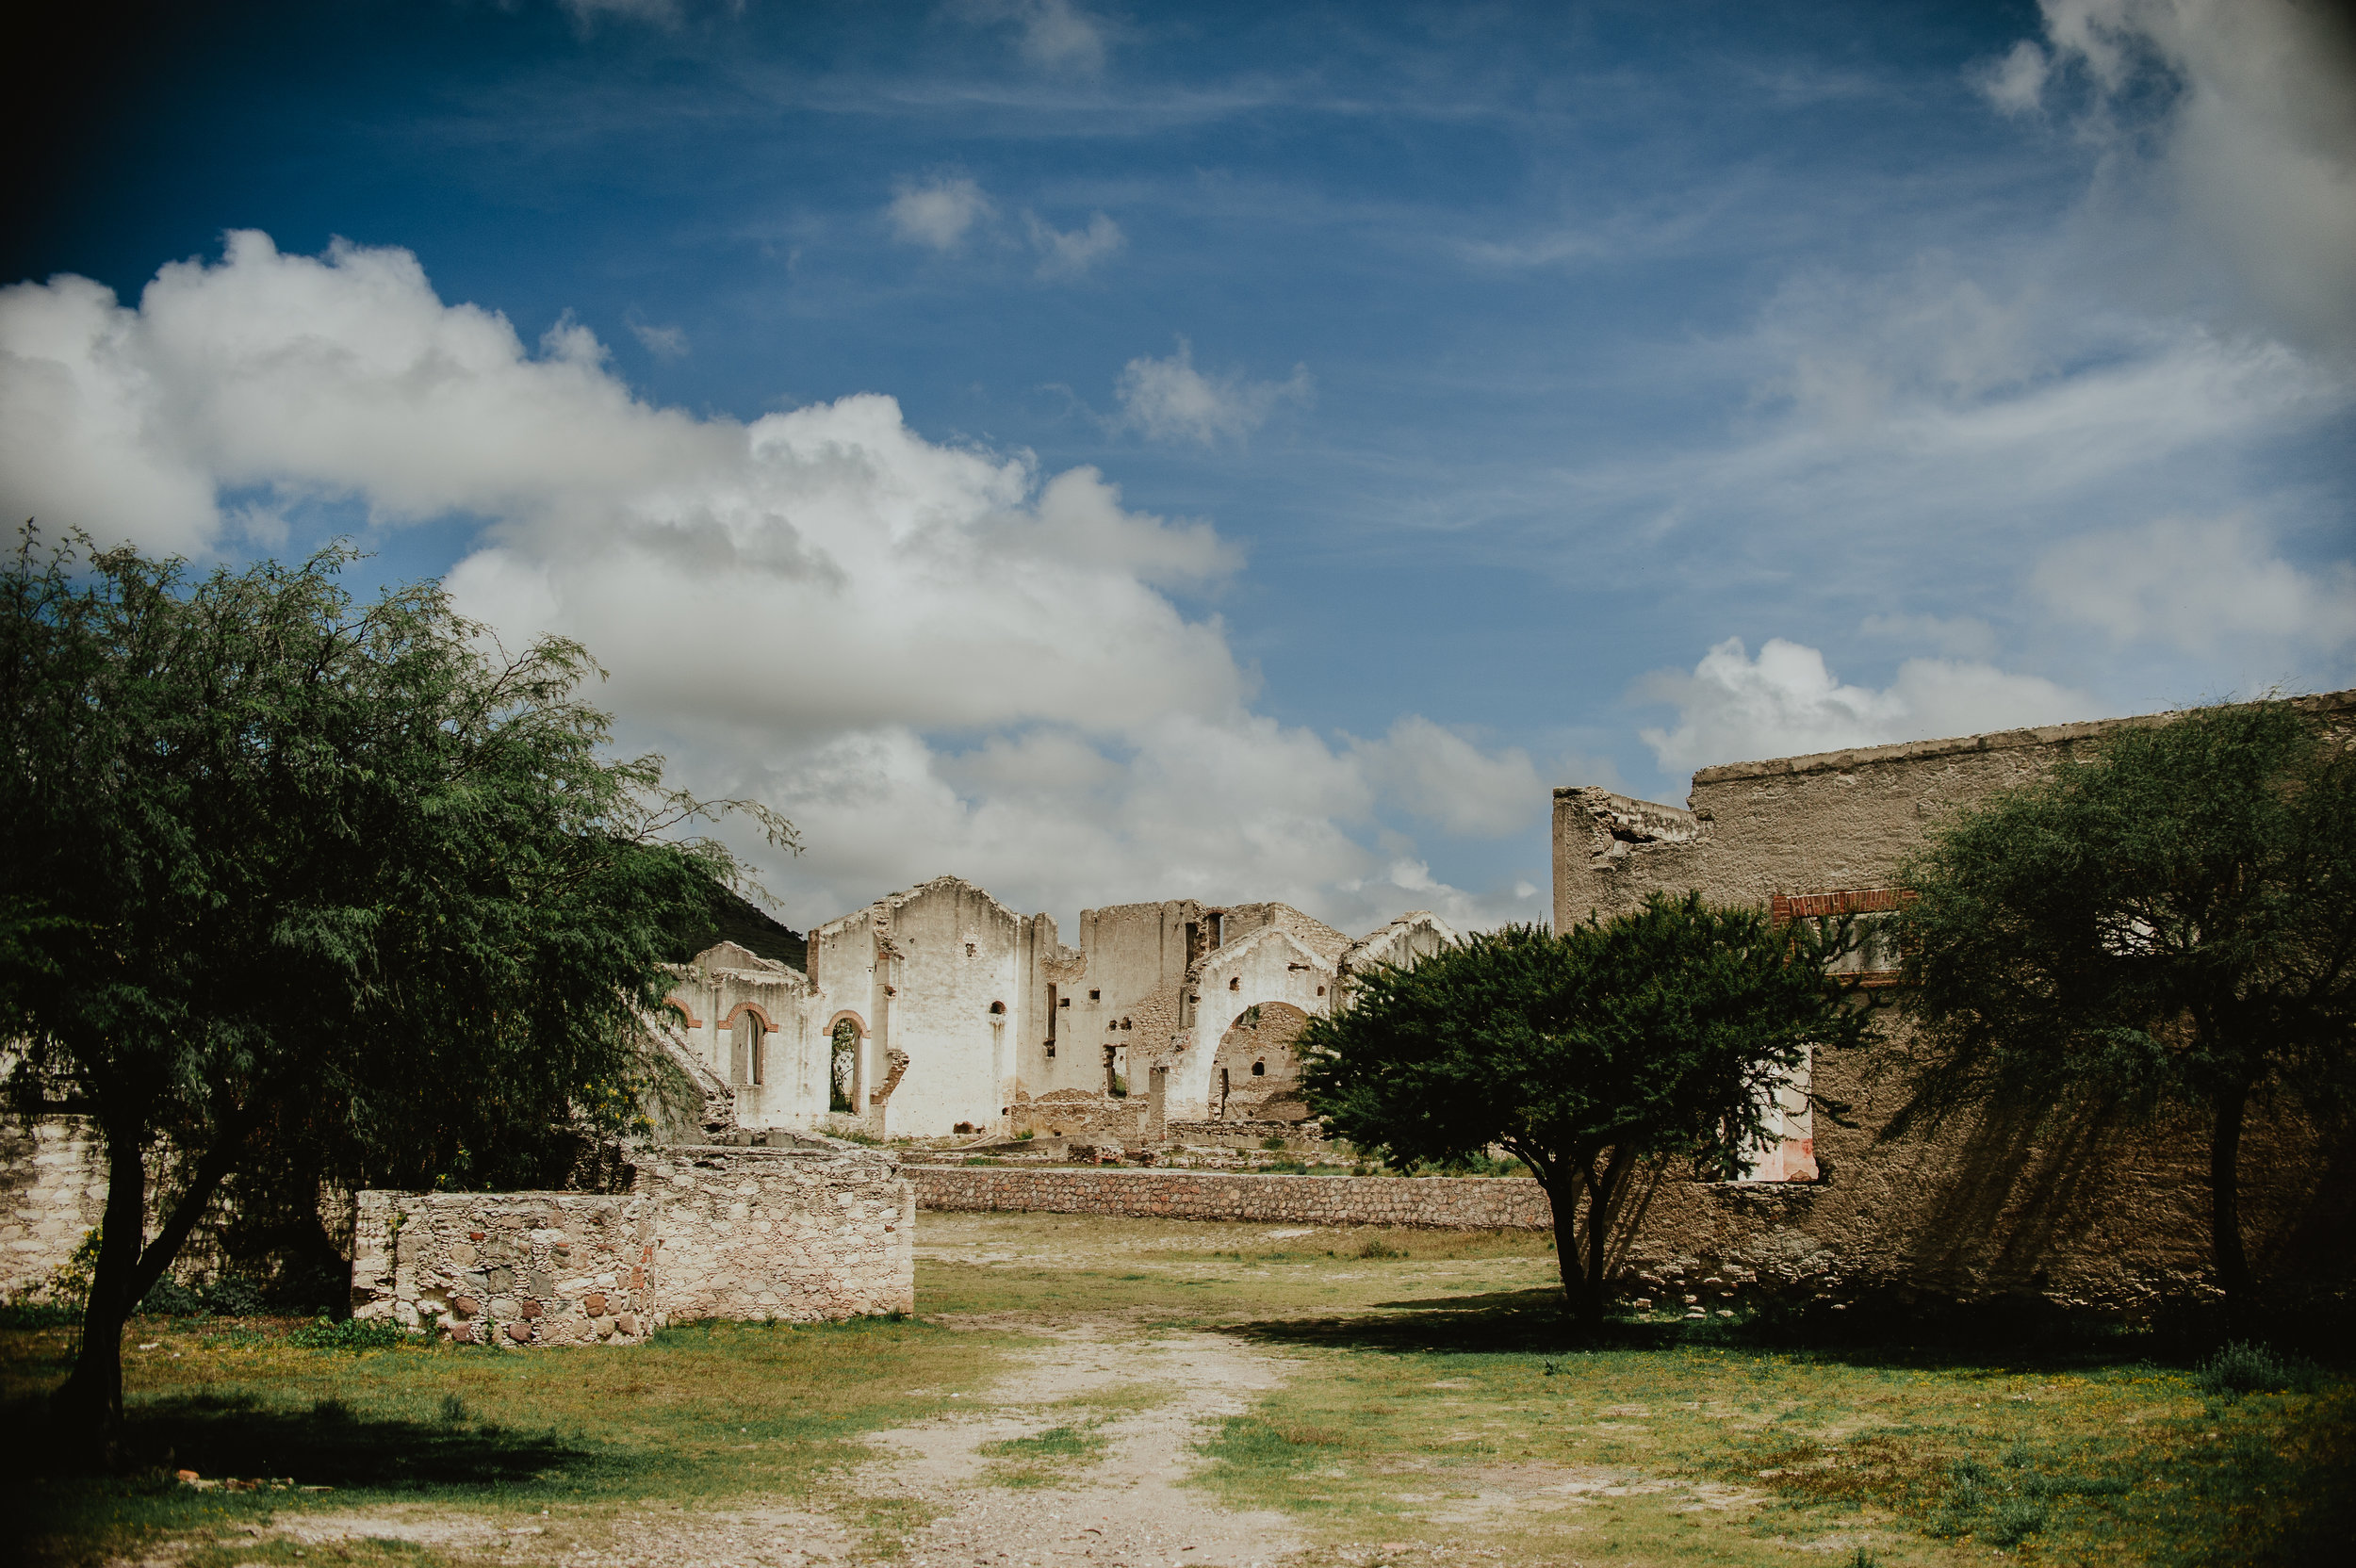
[641,1144,913,1321]
[909,1166,1554,1229]
[352,1138,914,1344]
[351,1191,659,1345]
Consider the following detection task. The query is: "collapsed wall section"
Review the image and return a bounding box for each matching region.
[351,1140,913,1344]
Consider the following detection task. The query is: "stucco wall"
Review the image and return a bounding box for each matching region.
[1548,689,2356,1311]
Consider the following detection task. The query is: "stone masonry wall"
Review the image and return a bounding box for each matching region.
[638,1144,913,1321]
[351,1190,659,1345]
[910,1166,1553,1229]
[352,1140,914,1344]
[0,1117,106,1297]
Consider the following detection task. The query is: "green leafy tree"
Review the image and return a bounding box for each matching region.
[1896,698,2356,1336]
[0,531,793,1461]
[1301,895,1872,1326]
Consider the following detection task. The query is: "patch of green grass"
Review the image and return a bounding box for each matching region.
[977,1421,1112,1488]
[1190,1315,2356,1568]
[1,1313,1012,1567]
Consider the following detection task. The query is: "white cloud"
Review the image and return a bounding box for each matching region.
[2032,512,2356,654]
[1986,0,2356,362]
[1639,637,2093,777]
[630,318,689,359]
[1113,338,1313,445]
[1350,716,1544,839]
[1027,211,1124,278]
[888,175,993,251]
[1972,40,2053,115]
[0,231,1536,936]
[955,0,1110,74]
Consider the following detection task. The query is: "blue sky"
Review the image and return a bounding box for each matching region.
[5,0,2352,936]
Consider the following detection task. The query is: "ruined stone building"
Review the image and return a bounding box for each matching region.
[1551,688,2356,1312]
[652,877,1455,1141]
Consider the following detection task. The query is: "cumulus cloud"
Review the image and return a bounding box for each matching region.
[0,231,1537,935]
[1350,716,1545,839]
[2032,512,2356,654]
[955,0,1110,74]
[888,175,992,251]
[1981,0,2356,361]
[1114,338,1313,445]
[1027,211,1124,278]
[1638,637,2092,777]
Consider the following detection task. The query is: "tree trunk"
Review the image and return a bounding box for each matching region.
[50,1108,254,1468]
[1547,1169,1587,1312]
[51,1131,147,1466]
[2212,1080,2253,1340]
[1578,1148,1631,1331]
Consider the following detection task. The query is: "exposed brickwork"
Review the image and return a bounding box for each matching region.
[908,1166,1553,1229]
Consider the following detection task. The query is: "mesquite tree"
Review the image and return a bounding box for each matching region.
[1896,697,2356,1337]
[1301,896,1871,1326]
[0,531,792,1462]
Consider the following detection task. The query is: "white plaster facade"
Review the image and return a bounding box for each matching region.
[657,875,1456,1139]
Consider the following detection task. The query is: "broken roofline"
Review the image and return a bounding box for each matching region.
[1560,686,2356,817]
[799,872,1442,969]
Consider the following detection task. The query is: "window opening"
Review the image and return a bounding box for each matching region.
[1251,1060,1265,1077]
[829,1019,859,1114]
[1088,989,1101,1001]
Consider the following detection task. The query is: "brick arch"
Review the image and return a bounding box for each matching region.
[663,994,705,1029]
[721,1001,776,1031]
[826,1008,868,1037]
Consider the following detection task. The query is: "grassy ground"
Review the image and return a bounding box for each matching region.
[5,1212,2348,1568]
[1,1312,1013,1566]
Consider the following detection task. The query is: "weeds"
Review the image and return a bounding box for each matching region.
[2200,1340,2323,1397]
[286,1316,408,1350]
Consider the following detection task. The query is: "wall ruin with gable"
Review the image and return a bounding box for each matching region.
[663,874,1457,1141]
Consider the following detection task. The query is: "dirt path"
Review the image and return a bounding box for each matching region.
[244,1321,1309,1568]
[858,1323,1305,1568]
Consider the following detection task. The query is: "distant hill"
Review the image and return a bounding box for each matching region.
[669,884,809,972]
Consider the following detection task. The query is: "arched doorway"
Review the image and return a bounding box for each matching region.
[1211,1002,1312,1120]
[723,1004,774,1088]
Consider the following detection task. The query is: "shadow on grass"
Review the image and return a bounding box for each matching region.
[1221,1288,2327,1376]
[0,1384,625,1559]
[127,1391,611,1487]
